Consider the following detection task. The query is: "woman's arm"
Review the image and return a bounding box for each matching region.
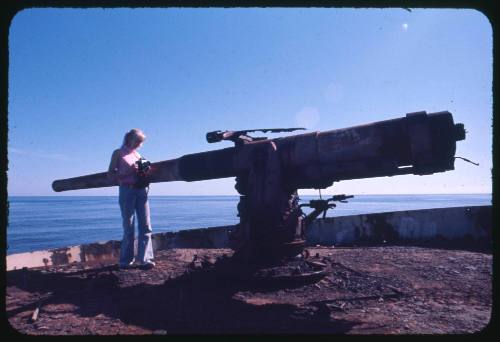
[107,149,121,181]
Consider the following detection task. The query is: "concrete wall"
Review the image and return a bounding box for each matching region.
[305,205,491,248]
[6,205,491,270]
[6,226,235,271]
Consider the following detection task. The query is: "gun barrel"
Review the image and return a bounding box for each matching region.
[283,110,465,188]
[52,158,183,192]
[52,111,465,192]
[52,172,116,192]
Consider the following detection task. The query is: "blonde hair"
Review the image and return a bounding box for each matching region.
[122,128,146,148]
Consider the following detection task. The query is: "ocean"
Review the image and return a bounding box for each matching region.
[6,194,492,255]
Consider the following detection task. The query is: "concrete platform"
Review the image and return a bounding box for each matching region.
[6,246,492,334]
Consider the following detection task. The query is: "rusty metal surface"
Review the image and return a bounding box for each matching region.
[52,172,117,192]
[52,111,465,192]
[52,159,182,192]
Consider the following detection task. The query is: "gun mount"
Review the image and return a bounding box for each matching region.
[52,111,466,277]
[300,194,354,222]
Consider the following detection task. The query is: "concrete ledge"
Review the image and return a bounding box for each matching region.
[151,226,234,250]
[305,205,491,249]
[6,226,235,271]
[6,205,491,270]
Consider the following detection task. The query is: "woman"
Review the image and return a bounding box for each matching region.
[108,128,155,269]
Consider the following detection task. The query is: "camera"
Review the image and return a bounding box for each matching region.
[136,158,151,173]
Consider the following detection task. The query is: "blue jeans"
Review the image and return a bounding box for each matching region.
[119,185,154,265]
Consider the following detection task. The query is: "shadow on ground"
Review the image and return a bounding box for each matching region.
[7,261,360,334]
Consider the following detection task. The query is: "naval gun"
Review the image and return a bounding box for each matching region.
[53,111,466,266]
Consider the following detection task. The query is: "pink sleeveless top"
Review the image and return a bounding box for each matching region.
[117,145,141,186]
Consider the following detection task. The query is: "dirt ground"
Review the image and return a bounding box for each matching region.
[6,246,493,334]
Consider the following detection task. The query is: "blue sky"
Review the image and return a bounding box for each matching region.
[8,8,492,196]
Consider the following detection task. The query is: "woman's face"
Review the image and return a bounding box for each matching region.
[129,138,144,150]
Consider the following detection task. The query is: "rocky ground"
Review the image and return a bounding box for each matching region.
[6,246,493,334]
